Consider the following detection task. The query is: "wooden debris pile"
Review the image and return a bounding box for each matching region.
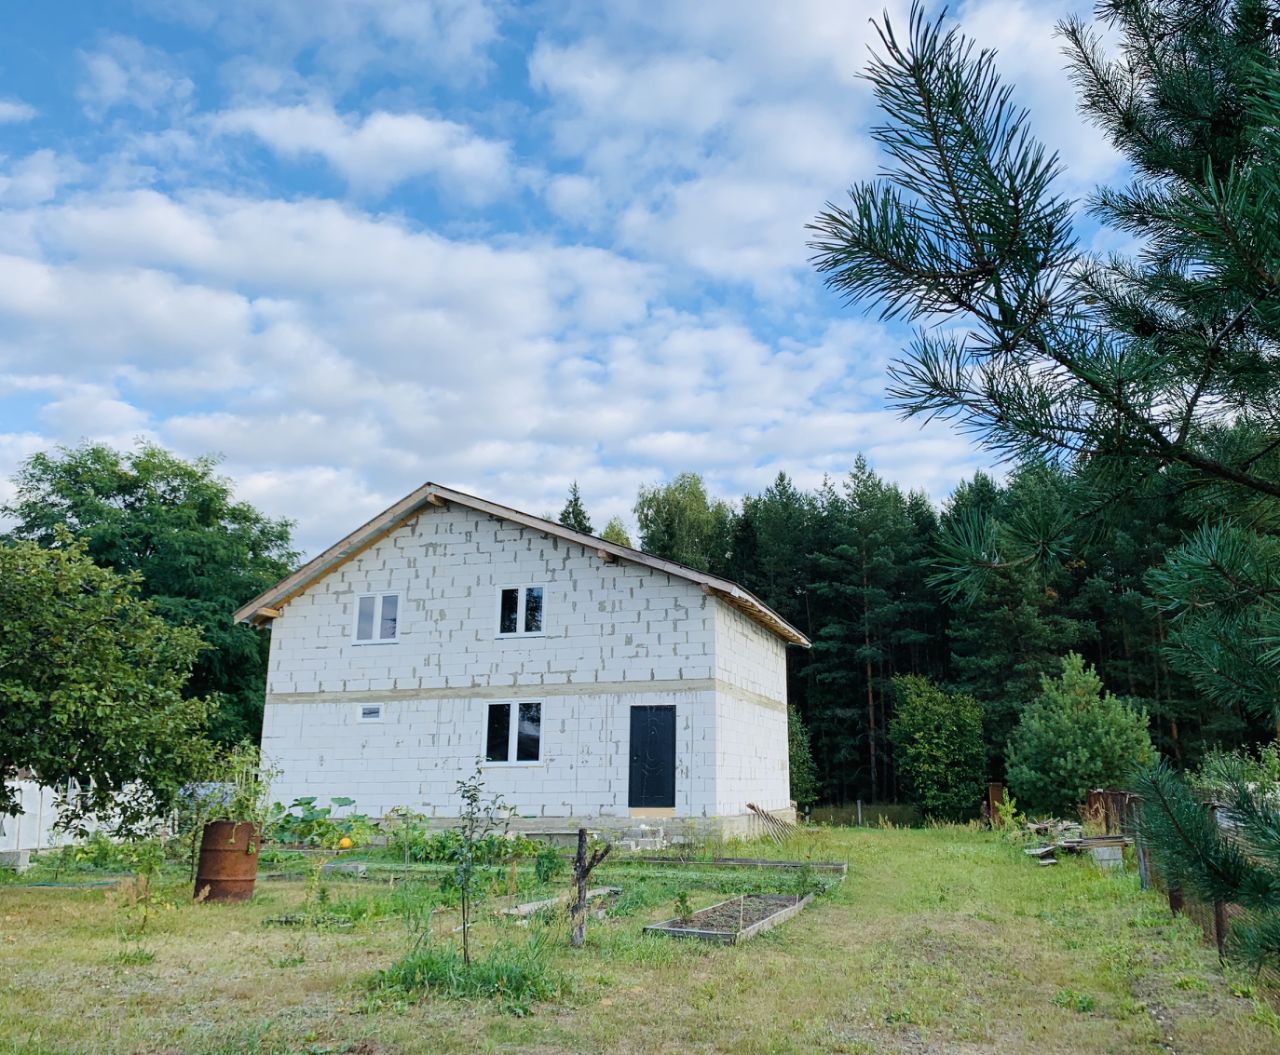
[746,802,800,843]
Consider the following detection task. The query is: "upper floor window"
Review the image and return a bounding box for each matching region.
[497,585,544,636]
[354,592,400,643]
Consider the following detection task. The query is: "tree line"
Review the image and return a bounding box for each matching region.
[558,458,1274,808]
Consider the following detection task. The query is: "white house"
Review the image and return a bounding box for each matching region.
[234,483,809,835]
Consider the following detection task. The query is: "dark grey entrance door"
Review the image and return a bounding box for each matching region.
[629,705,676,809]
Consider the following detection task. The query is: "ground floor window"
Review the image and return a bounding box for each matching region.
[485,701,541,763]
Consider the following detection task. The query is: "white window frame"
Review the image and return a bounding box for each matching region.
[482,700,544,766]
[356,703,384,723]
[352,591,402,644]
[494,584,547,638]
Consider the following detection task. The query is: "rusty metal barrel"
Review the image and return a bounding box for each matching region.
[194,821,261,902]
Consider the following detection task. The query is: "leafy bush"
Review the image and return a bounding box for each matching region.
[385,820,536,866]
[374,934,564,1013]
[889,676,987,821]
[787,705,820,809]
[1006,653,1155,815]
[268,796,378,849]
[534,842,565,885]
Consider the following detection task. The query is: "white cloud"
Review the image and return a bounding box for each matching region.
[0,100,37,124]
[0,184,993,555]
[214,103,511,198]
[141,0,500,89]
[0,151,81,206]
[956,0,1123,193]
[78,36,195,120]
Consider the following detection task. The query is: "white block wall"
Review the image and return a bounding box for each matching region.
[712,604,791,814]
[261,503,792,820]
[263,689,718,819]
[266,506,715,696]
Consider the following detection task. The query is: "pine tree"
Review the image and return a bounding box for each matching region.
[1136,757,1280,971]
[558,482,594,535]
[807,1,1280,730]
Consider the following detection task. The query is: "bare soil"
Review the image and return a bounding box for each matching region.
[671,893,801,932]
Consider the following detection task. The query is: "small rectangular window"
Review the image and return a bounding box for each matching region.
[516,701,541,761]
[496,585,546,636]
[359,704,383,722]
[379,594,398,639]
[354,593,400,642]
[485,702,542,763]
[486,704,511,762]
[499,588,519,635]
[356,595,376,640]
[524,587,543,633]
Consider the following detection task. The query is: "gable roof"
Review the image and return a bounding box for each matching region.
[232,481,810,647]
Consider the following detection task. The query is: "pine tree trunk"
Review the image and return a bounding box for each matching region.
[863,564,876,803]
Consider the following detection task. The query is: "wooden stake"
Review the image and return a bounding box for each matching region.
[1213,901,1229,962]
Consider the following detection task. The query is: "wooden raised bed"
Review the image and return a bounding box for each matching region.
[626,857,847,876]
[644,893,814,945]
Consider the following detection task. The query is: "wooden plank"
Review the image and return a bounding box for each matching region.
[501,886,618,918]
[735,893,813,943]
[625,856,847,875]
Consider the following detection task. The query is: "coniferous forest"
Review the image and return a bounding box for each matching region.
[583,460,1275,809]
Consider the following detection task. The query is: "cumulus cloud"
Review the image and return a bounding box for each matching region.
[140,0,500,89]
[0,151,80,206]
[78,36,196,120]
[0,100,36,124]
[213,103,511,198]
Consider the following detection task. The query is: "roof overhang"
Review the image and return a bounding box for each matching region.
[232,482,810,647]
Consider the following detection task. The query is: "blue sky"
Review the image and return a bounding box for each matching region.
[0,0,1117,556]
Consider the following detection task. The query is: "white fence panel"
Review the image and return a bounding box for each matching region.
[0,780,83,855]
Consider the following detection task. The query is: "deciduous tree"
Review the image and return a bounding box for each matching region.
[4,443,298,743]
[0,537,212,833]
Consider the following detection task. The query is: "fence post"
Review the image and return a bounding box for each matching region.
[856,800,863,827]
[988,783,1005,827]
[1129,796,1150,891]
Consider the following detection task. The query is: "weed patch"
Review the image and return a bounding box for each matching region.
[373,932,565,1014]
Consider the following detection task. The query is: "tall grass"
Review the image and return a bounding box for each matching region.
[373,931,565,1013]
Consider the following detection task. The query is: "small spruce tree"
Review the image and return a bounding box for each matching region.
[558,482,593,535]
[1005,654,1155,816]
[889,676,987,822]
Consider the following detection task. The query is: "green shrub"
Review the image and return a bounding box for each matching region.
[889,676,987,822]
[787,705,820,809]
[533,841,565,885]
[1006,653,1155,816]
[384,822,537,866]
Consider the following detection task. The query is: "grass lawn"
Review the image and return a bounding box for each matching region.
[2,826,1277,1054]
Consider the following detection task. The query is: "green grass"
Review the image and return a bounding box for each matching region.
[1,826,1276,1053]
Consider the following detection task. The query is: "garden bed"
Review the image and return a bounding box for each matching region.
[644,893,813,944]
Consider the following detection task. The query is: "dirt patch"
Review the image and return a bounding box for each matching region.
[688,894,800,931]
